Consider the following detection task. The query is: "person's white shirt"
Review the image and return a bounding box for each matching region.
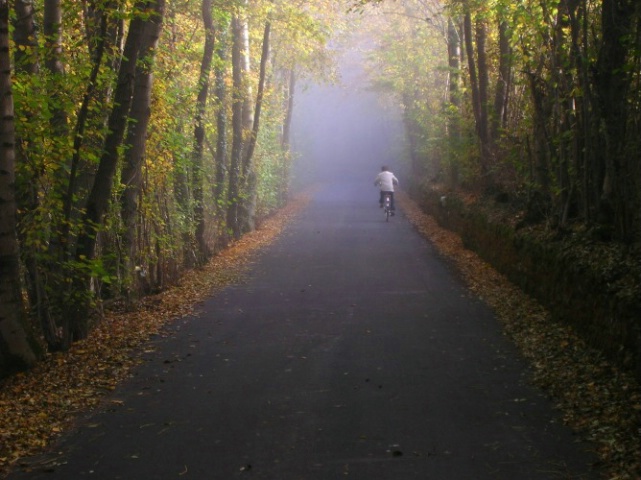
[375,171,399,191]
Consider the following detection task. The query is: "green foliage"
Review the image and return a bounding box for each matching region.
[7,0,357,352]
[364,3,450,184]
[360,0,639,240]
[255,126,288,217]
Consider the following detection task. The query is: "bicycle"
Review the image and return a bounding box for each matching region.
[382,192,393,221]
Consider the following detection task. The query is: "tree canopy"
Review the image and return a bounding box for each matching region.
[363,0,640,244]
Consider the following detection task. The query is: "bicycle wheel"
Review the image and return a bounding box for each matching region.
[384,195,392,221]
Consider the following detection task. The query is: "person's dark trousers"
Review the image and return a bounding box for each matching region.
[379,191,395,210]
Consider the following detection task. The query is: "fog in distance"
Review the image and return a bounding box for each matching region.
[290,43,406,194]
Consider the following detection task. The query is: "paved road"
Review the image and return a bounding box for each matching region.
[9,181,600,479]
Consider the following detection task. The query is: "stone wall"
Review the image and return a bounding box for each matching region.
[419,188,641,377]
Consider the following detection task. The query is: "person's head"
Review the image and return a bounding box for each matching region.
[381,165,389,172]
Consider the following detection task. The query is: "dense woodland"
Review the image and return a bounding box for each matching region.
[362,0,640,238]
[1,0,639,377]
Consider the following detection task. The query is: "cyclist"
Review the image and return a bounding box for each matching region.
[374,165,399,214]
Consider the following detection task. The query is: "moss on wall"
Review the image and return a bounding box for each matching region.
[419,188,641,375]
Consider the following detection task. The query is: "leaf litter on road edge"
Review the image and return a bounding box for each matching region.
[397,191,641,480]
[2,190,638,479]
[0,193,311,477]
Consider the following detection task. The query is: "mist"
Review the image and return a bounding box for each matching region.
[290,41,406,193]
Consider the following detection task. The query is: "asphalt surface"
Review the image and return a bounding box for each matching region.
[9,181,600,479]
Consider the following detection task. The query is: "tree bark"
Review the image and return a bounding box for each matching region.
[463,12,480,133]
[475,17,491,180]
[446,16,461,189]
[239,19,271,234]
[492,20,510,140]
[463,10,489,182]
[243,21,270,174]
[64,6,110,251]
[0,0,38,374]
[13,0,38,74]
[279,68,296,204]
[67,0,124,225]
[76,0,124,212]
[43,0,70,262]
[12,0,63,351]
[281,68,295,153]
[570,0,597,223]
[77,1,148,263]
[594,0,638,242]
[213,21,229,214]
[121,0,166,290]
[70,0,151,343]
[43,0,68,142]
[190,0,215,262]
[462,4,492,184]
[226,13,246,240]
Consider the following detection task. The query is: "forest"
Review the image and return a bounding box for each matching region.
[0,0,639,378]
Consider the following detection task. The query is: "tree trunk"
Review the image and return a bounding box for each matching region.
[12,0,63,351]
[525,51,553,202]
[43,0,70,263]
[75,0,124,214]
[13,0,38,74]
[70,0,151,343]
[594,0,638,242]
[0,1,38,374]
[281,68,295,152]
[566,0,595,222]
[475,17,491,181]
[84,0,123,62]
[226,13,246,240]
[191,0,215,262]
[462,4,493,185]
[121,0,166,294]
[213,21,229,215]
[492,20,510,139]
[243,21,270,173]
[77,1,148,263]
[239,19,271,234]
[64,6,111,252]
[279,68,296,204]
[67,0,124,226]
[463,11,480,134]
[239,6,253,136]
[446,16,461,189]
[43,0,67,132]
